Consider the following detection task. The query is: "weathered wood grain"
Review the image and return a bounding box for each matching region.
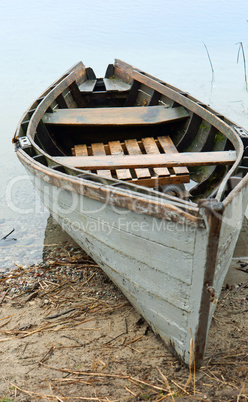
[41,184,192,306]
[42,105,189,126]
[103,78,131,92]
[54,150,237,169]
[142,137,170,177]
[74,144,88,156]
[48,186,195,284]
[158,136,189,176]
[55,93,68,108]
[91,142,112,179]
[125,139,151,179]
[69,81,87,107]
[75,136,191,186]
[36,181,195,353]
[125,174,190,187]
[78,79,96,92]
[70,196,197,254]
[19,149,201,226]
[125,79,140,105]
[108,141,132,180]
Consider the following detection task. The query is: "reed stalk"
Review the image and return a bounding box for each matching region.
[203,42,215,81]
[236,41,248,91]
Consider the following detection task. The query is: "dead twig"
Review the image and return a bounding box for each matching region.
[47,380,70,402]
[128,376,168,393]
[10,383,62,400]
[204,369,239,389]
[0,288,10,305]
[157,367,175,401]
[61,334,85,346]
[1,228,15,240]
[0,318,11,329]
[81,272,96,286]
[41,362,129,379]
[124,386,137,397]
[104,332,126,345]
[45,308,76,320]
[38,346,54,365]
[53,378,94,386]
[25,291,39,302]
[124,334,143,346]
[12,381,109,401]
[170,379,190,396]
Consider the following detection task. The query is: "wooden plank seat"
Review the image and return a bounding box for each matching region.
[68,137,236,187]
[42,105,189,127]
[69,136,196,187]
[78,80,97,93]
[103,78,131,92]
[60,150,236,170]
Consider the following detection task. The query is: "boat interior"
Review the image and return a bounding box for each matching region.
[16,61,248,203]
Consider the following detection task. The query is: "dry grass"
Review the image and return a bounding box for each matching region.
[0,244,247,401]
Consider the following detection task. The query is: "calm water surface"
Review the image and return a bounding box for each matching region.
[1,0,248,269]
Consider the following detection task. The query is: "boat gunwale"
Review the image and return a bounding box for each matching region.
[13,61,86,140]
[222,170,248,207]
[16,147,203,227]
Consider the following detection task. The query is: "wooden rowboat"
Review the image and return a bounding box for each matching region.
[13,60,248,367]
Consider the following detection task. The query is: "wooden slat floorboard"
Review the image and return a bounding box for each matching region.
[142,137,170,177]
[74,144,88,156]
[108,141,132,180]
[91,143,112,179]
[158,136,189,176]
[125,139,151,179]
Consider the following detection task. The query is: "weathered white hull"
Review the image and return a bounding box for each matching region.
[37,173,201,363]
[21,164,248,366]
